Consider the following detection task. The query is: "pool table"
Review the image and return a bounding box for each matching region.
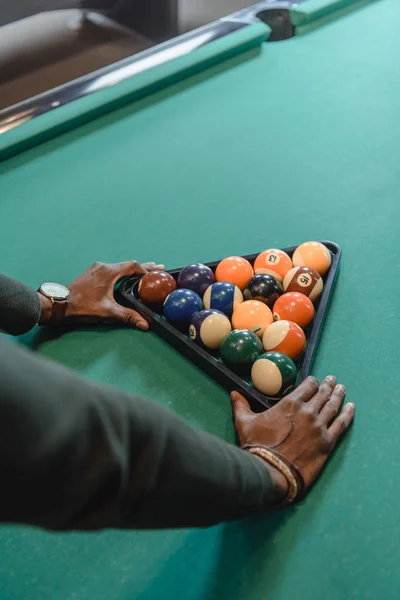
[1,0,400,598]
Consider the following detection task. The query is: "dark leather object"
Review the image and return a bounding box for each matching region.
[0,10,153,110]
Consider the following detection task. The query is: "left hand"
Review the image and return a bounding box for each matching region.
[40,261,164,330]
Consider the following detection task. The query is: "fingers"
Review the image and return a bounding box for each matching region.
[319,384,346,424]
[110,261,164,284]
[329,403,355,445]
[308,375,337,412]
[109,304,150,330]
[283,376,319,403]
[142,262,165,272]
[230,391,254,419]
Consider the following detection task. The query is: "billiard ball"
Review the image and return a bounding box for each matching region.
[283,266,323,302]
[254,249,292,283]
[220,329,262,372]
[232,300,273,338]
[292,241,332,276]
[203,282,243,317]
[177,263,215,296]
[138,271,177,306]
[273,292,315,329]
[189,309,231,350]
[215,256,254,290]
[163,289,202,325]
[251,351,297,397]
[243,274,283,307]
[262,320,306,360]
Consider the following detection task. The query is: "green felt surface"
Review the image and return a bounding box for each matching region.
[1,0,400,598]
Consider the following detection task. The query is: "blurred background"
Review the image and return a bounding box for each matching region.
[0,0,258,111]
[0,0,256,31]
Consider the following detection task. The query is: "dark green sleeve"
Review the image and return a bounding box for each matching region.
[0,274,40,335]
[0,338,274,530]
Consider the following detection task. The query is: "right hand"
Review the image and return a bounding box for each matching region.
[231,376,355,503]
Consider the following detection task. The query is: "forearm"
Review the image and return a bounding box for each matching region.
[0,274,42,335]
[0,339,275,531]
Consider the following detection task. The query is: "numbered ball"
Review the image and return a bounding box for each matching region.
[178,263,215,296]
[262,320,306,360]
[138,271,177,306]
[203,282,243,317]
[163,289,202,325]
[273,292,315,329]
[232,300,273,338]
[189,309,231,350]
[283,266,323,302]
[243,274,283,307]
[251,351,297,397]
[220,330,262,372]
[215,256,254,290]
[254,249,292,283]
[292,241,332,276]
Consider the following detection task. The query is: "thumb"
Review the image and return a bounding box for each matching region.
[230,391,254,420]
[110,303,150,330]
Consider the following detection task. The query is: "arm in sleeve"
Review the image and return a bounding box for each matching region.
[0,338,274,531]
[0,275,40,335]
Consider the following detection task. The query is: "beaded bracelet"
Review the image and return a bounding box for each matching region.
[245,446,304,506]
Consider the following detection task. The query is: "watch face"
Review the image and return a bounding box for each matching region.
[40,282,70,301]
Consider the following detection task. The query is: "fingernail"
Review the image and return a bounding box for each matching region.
[336,384,346,394]
[326,375,336,384]
[347,402,355,411]
[137,321,149,331]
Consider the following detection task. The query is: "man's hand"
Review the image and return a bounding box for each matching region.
[40,261,164,330]
[231,376,355,502]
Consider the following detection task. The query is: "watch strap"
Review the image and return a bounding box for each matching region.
[52,298,69,323]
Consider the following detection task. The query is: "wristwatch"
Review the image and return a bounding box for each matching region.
[38,282,70,323]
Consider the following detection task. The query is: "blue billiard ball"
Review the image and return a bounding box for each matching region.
[177,263,215,296]
[189,309,231,350]
[203,282,243,318]
[163,289,203,325]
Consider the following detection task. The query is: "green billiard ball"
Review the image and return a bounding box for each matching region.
[220,330,262,372]
[251,351,297,397]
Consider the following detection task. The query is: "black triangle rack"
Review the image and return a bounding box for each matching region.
[118,241,341,411]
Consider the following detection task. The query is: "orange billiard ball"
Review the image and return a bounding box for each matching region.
[262,320,306,360]
[232,300,273,338]
[273,292,315,329]
[292,241,332,276]
[254,249,292,283]
[215,256,254,290]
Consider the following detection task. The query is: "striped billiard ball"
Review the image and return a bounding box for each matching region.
[253,249,293,283]
[189,309,231,350]
[262,320,306,360]
[283,266,323,301]
[251,351,297,397]
[203,282,243,318]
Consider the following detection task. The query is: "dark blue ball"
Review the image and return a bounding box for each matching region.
[177,263,215,296]
[163,289,203,325]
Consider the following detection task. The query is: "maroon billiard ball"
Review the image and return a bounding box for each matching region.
[138,271,177,306]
